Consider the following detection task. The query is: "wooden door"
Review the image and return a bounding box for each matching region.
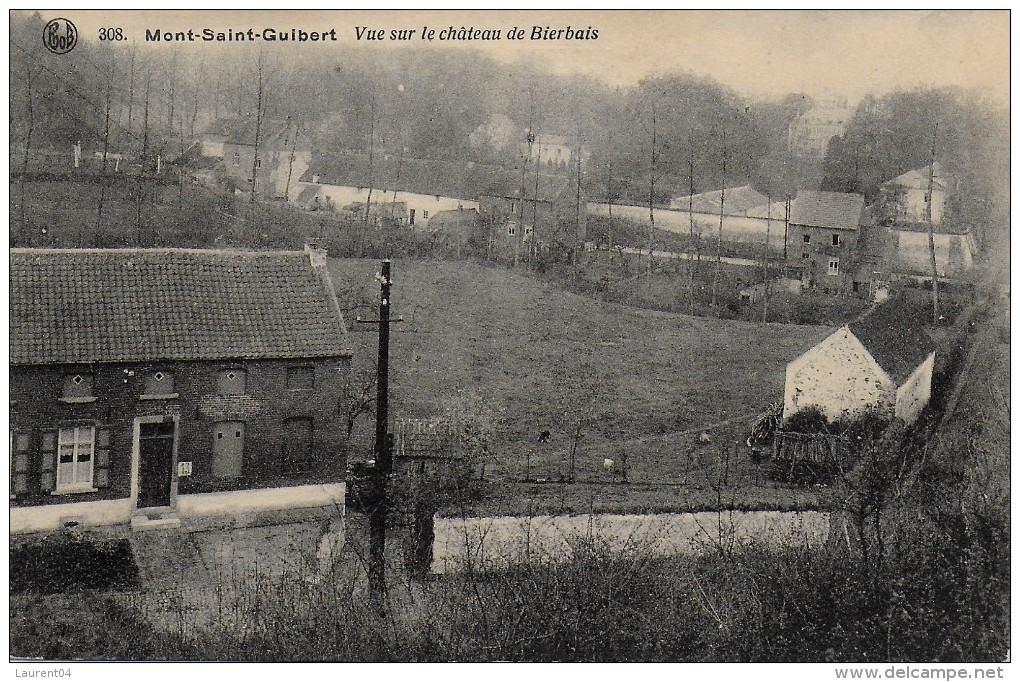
[138,420,175,508]
[212,421,245,479]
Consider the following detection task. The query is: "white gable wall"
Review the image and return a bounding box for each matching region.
[783,328,896,421]
[894,352,935,424]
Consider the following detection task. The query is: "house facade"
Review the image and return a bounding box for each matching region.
[10,246,352,534]
[782,298,935,424]
[881,162,950,225]
[784,190,865,294]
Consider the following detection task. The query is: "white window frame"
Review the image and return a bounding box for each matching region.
[828,258,840,276]
[507,223,516,237]
[56,426,96,493]
[832,233,841,246]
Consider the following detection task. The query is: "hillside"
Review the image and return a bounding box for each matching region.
[330,258,831,504]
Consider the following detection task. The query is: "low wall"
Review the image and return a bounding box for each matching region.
[433,510,829,574]
[589,202,788,249]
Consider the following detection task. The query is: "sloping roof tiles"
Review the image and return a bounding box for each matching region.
[671,185,769,215]
[849,298,936,384]
[10,248,351,365]
[789,190,865,231]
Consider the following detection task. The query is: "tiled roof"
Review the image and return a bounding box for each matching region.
[789,191,865,231]
[849,298,936,384]
[301,152,570,204]
[10,248,351,365]
[671,186,768,215]
[203,116,290,148]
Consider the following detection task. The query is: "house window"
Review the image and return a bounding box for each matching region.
[852,281,861,293]
[254,158,262,169]
[422,210,429,220]
[510,202,517,214]
[828,258,840,275]
[233,151,241,166]
[801,252,809,260]
[62,374,94,401]
[218,369,246,395]
[282,417,314,473]
[57,426,95,492]
[525,225,534,236]
[507,224,516,237]
[802,234,811,244]
[832,233,841,246]
[287,366,315,390]
[143,370,175,397]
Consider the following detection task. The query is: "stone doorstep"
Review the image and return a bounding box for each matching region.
[130,512,182,531]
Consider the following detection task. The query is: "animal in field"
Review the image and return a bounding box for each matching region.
[538,429,551,443]
[698,432,712,445]
[603,458,615,472]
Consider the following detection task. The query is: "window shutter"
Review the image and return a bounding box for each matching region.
[39,428,57,492]
[11,430,31,495]
[95,427,111,488]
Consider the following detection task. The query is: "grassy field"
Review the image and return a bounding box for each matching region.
[330,258,832,513]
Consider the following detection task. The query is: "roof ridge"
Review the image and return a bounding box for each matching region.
[11,247,308,257]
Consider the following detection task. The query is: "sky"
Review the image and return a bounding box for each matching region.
[27,9,1010,104]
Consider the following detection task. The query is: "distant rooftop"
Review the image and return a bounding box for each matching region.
[789,190,865,231]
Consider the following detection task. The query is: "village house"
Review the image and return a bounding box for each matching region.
[782,297,936,425]
[478,168,586,262]
[880,162,951,225]
[878,163,976,278]
[294,153,485,228]
[524,134,591,173]
[784,190,866,295]
[9,245,352,534]
[207,116,309,199]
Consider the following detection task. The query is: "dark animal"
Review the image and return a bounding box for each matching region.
[538,430,551,443]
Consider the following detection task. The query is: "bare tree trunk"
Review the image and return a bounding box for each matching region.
[364,88,376,225]
[711,132,727,310]
[95,73,114,243]
[284,118,298,202]
[135,67,152,244]
[688,130,696,315]
[762,195,772,323]
[250,52,265,205]
[19,61,36,244]
[647,98,657,286]
[926,122,941,324]
[190,57,203,139]
[127,47,135,135]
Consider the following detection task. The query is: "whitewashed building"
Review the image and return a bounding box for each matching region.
[783,299,936,424]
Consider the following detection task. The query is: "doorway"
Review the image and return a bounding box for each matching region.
[137,419,176,509]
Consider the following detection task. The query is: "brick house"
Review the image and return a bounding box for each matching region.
[782,298,936,425]
[10,245,352,534]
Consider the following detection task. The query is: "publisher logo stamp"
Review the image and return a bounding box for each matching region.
[43,18,78,55]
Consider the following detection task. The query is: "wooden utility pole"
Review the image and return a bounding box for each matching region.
[359,260,400,611]
[925,122,941,325]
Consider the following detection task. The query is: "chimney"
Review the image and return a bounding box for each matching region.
[305,241,327,269]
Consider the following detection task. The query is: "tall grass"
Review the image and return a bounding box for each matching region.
[12,504,1006,662]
